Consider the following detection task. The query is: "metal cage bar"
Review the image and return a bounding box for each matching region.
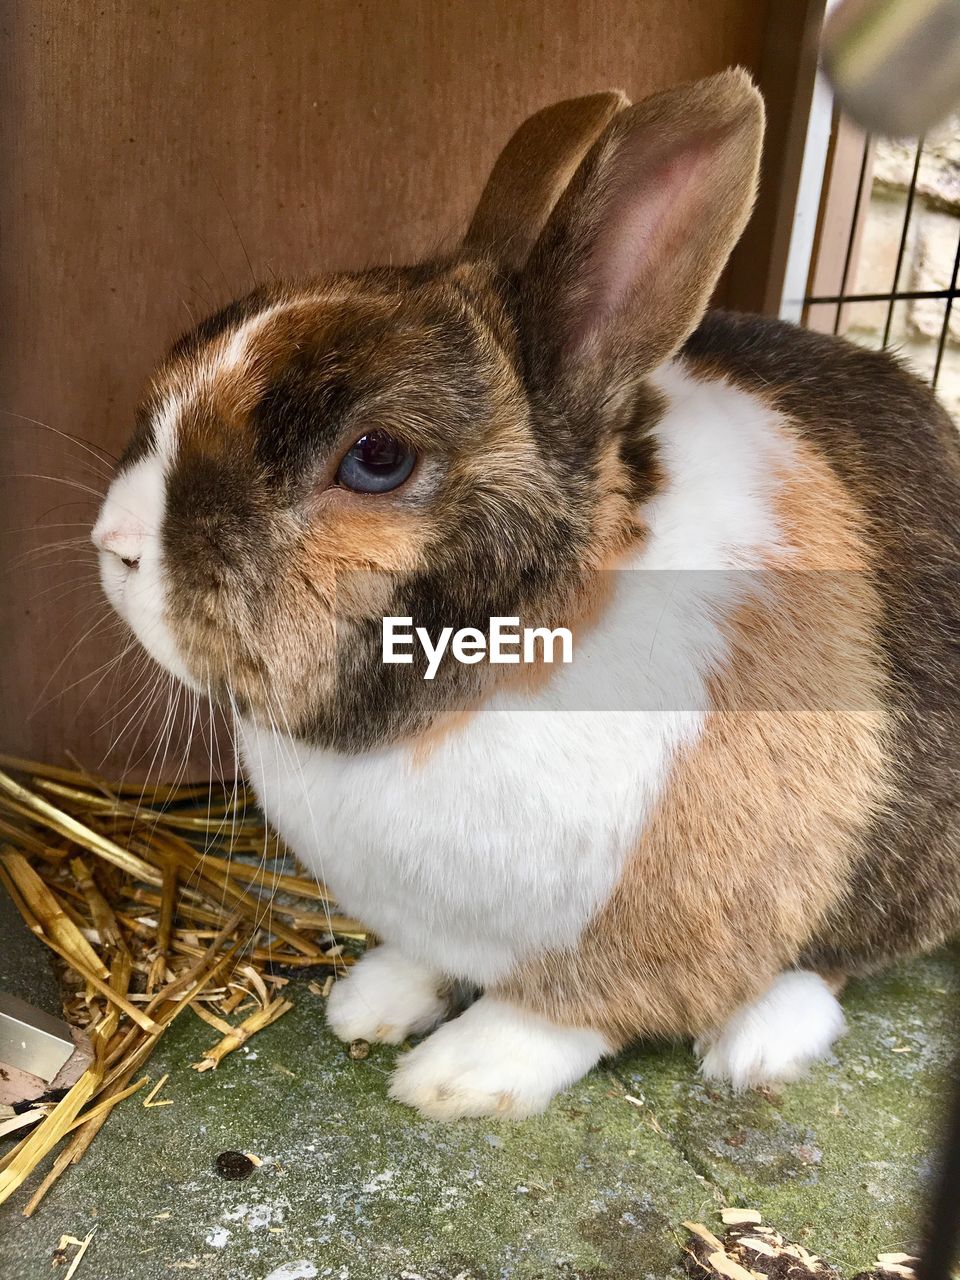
[831,131,872,335]
[932,222,960,387]
[803,130,960,390]
[803,119,960,401]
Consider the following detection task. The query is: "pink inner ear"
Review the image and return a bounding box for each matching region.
[566,130,715,357]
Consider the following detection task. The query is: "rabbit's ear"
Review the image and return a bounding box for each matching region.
[463,91,630,273]
[521,69,764,395]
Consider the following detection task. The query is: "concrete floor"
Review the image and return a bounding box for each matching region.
[1,947,957,1280]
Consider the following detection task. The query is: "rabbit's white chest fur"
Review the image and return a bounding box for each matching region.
[241,364,793,985]
[242,706,699,983]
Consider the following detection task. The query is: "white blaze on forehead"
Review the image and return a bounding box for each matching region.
[213,302,287,378]
[149,299,297,467]
[149,286,359,467]
[152,390,183,466]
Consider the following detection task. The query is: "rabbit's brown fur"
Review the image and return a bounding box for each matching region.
[686,314,960,974]
[497,428,892,1044]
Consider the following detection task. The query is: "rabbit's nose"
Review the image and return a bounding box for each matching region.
[91,519,145,570]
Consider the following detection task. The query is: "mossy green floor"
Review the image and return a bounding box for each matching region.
[1,948,957,1280]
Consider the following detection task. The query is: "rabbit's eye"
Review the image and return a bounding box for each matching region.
[336,430,416,494]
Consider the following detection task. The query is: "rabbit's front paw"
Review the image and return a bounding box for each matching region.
[326,945,448,1046]
[388,996,609,1120]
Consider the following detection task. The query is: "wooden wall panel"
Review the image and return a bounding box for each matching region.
[724,0,827,314]
[0,0,769,777]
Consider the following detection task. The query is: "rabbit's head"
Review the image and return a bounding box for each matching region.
[92,70,763,749]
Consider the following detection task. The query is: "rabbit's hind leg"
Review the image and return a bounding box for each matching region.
[695,969,847,1089]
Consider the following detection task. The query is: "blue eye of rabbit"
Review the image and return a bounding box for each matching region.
[336,430,416,493]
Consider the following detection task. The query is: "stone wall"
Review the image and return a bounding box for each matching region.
[846,118,960,419]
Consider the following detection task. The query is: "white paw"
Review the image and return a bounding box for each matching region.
[388,996,609,1120]
[325,945,448,1045]
[696,970,846,1089]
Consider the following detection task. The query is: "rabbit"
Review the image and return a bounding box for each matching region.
[91,68,960,1120]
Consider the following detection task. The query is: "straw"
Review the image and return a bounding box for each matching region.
[0,758,365,1215]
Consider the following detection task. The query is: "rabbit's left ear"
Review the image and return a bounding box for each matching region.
[520,69,764,395]
[463,90,630,272]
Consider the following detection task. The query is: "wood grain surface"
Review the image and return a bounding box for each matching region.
[0,0,769,777]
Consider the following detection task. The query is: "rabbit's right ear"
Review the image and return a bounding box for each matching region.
[463,91,630,273]
[518,70,764,403]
